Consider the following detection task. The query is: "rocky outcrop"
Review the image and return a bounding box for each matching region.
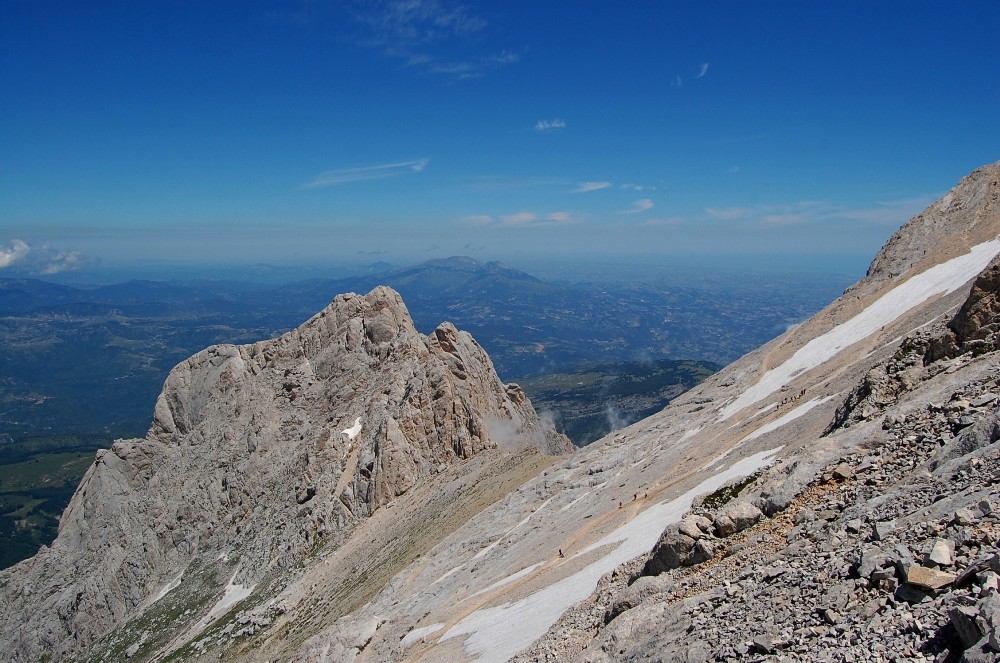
[928,253,1000,362]
[0,286,569,663]
[829,248,1000,433]
[852,161,1000,298]
[824,333,932,432]
[641,501,764,576]
[521,360,1000,663]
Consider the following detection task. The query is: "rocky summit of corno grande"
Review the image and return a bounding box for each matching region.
[0,284,570,662]
[3,161,1000,663]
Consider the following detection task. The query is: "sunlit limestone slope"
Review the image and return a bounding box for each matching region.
[257,162,1000,663]
[0,286,569,663]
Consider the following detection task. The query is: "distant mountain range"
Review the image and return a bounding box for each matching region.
[0,257,847,439]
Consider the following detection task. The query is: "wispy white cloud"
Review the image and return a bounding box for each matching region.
[621,183,651,192]
[845,195,940,225]
[356,0,486,44]
[301,159,428,188]
[0,239,29,268]
[40,249,84,274]
[759,212,809,227]
[703,195,939,228]
[468,210,574,227]
[672,74,683,87]
[696,62,710,78]
[347,0,518,80]
[620,198,654,214]
[534,118,566,133]
[0,239,85,274]
[573,181,611,193]
[728,165,741,174]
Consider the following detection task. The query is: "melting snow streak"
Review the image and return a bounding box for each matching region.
[720,237,1000,420]
[401,623,444,648]
[441,448,782,663]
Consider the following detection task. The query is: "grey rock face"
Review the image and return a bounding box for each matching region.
[0,286,569,662]
[928,252,1000,362]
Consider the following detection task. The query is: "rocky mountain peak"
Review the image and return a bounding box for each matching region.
[854,160,1000,297]
[0,285,569,662]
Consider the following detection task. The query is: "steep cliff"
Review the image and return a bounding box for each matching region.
[0,285,569,662]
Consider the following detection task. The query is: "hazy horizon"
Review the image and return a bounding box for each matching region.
[3,1,998,279]
[1,250,873,289]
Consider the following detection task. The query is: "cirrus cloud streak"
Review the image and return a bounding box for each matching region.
[464,211,574,227]
[300,159,428,189]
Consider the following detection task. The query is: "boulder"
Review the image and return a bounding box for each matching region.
[713,501,765,537]
[643,528,697,575]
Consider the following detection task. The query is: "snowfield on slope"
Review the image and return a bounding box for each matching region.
[720,236,1000,420]
[439,448,782,663]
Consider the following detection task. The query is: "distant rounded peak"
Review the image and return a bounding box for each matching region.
[419,256,482,269]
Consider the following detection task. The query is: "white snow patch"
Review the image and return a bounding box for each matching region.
[471,562,545,599]
[440,448,781,663]
[401,623,444,648]
[149,571,184,606]
[720,237,1000,420]
[677,428,701,445]
[473,496,554,561]
[341,416,363,440]
[431,564,465,586]
[740,395,837,444]
[748,403,778,421]
[706,395,836,470]
[197,569,255,631]
[472,538,503,562]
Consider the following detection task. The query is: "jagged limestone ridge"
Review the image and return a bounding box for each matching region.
[0,285,569,663]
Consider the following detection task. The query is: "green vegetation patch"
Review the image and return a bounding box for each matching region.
[518,358,719,446]
[699,470,762,511]
[0,435,109,569]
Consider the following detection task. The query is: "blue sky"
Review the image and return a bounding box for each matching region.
[1,0,998,276]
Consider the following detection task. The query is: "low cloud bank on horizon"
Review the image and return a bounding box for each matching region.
[0,239,85,275]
